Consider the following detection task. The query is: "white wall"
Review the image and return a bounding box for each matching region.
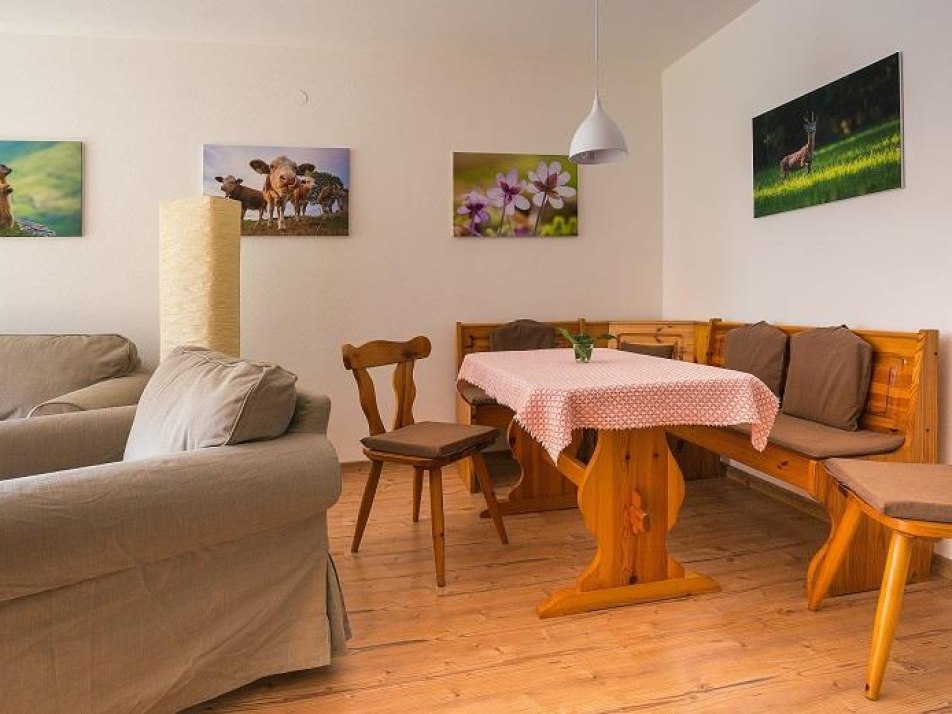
[0,4,665,461]
[663,0,952,554]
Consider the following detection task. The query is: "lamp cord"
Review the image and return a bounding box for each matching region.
[595,0,601,97]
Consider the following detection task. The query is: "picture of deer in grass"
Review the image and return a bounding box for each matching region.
[779,112,818,179]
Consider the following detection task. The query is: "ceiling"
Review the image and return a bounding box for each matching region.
[2,0,760,68]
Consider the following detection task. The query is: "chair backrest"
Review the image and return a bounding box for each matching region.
[341,336,431,436]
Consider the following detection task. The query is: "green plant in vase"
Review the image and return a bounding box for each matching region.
[557,328,617,363]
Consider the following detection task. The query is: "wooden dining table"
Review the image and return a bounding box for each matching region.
[457,347,778,618]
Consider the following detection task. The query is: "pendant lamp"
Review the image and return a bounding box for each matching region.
[569,0,628,164]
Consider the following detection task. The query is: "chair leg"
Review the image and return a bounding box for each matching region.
[470,452,508,545]
[866,530,913,701]
[807,497,863,611]
[352,460,383,554]
[412,466,424,523]
[429,467,446,587]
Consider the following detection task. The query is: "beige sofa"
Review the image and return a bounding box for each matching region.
[0,388,348,712]
[0,333,150,420]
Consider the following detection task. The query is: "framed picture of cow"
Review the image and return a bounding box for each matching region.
[0,140,83,238]
[752,52,902,218]
[202,144,350,236]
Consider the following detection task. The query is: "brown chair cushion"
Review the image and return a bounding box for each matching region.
[727,414,904,459]
[723,321,788,396]
[619,342,675,359]
[782,326,873,431]
[362,422,497,459]
[825,459,952,523]
[490,319,555,352]
[458,382,498,407]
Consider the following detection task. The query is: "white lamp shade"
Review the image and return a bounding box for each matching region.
[159,196,241,360]
[569,94,628,164]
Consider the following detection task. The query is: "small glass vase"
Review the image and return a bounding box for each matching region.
[574,343,594,362]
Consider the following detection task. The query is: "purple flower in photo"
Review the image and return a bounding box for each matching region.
[487,169,530,216]
[456,190,491,234]
[527,161,576,210]
[487,169,530,235]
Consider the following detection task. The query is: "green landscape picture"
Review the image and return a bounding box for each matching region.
[752,53,901,218]
[0,140,83,237]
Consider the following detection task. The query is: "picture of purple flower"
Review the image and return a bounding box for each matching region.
[456,190,491,235]
[452,152,579,238]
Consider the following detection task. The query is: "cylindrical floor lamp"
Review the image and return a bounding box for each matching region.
[159,196,241,360]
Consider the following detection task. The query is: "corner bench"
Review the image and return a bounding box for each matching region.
[668,320,938,599]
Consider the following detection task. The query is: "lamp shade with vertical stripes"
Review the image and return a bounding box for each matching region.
[159,196,241,360]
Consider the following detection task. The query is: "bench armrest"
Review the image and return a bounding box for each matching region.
[28,371,151,417]
[0,429,341,604]
[0,406,136,481]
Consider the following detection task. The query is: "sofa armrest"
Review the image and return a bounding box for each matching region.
[0,429,341,603]
[0,406,136,481]
[289,390,332,434]
[28,371,151,417]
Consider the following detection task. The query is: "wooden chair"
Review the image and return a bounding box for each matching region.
[342,335,508,586]
[808,458,952,700]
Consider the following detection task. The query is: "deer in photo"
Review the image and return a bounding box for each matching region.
[780,112,817,179]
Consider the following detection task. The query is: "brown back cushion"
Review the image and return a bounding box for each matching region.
[0,334,140,420]
[490,319,555,351]
[782,326,873,431]
[723,321,788,396]
[619,342,675,359]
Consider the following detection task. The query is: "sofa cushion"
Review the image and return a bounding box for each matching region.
[727,414,903,459]
[782,326,873,431]
[362,422,497,459]
[723,321,788,396]
[825,459,952,523]
[123,346,297,461]
[490,319,555,351]
[0,334,139,420]
[619,342,675,359]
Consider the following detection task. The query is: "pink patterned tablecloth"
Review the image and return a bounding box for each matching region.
[458,348,779,462]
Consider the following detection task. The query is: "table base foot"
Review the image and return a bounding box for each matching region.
[535,571,720,619]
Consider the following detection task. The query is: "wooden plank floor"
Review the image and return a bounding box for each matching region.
[189,464,952,713]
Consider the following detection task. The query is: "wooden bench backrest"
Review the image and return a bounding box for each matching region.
[456,320,583,369]
[603,320,710,363]
[706,321,938,460]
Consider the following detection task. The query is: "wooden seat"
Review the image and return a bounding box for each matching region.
[342,335,508,586]
[808,458,952,700]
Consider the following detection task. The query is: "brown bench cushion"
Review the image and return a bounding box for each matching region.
[362,422,497,459]
[490,319,556,352]
[619,342,675,359]
[459,382,498,407]
[727,414,903,459]
[723,321,787,396]
[825,459,952,523]
[782,326,872,431]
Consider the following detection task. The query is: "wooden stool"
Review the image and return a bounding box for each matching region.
[342,336,508,587]
[808,458,952,700]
